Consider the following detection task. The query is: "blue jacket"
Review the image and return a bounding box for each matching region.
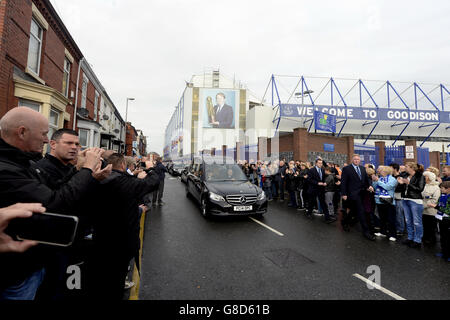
[372,175,398,205]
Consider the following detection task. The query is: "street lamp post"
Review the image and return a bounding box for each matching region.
[125,97,135,123]
[125,97,135,155]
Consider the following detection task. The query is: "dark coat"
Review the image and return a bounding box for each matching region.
[0,138,98,289]
[93,169,160,263]
[34,153,94,241]
[394,171,408,194]
[324,173,337,193]
[154,161,168,181]
[35,154,77,189]
[214,104,234,128]
[402,172,425,199]
[306,166,326,195]
[274,165,287,182]
[285,171,298,192]
[297,168,309,190]
[340,164,370,200]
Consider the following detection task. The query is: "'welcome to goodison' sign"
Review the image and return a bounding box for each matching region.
[280,104,450,123]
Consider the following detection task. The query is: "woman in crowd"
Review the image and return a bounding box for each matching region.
[324,166,337,217]
[261,163,273,201]
[422,171,441,245]
[296,162,309,210]
[398,162,425,248]
[285,163,298,208]
[269,162,279,200]
[364,167,378,233]
[372,166,398,241]
[426,166,441,184]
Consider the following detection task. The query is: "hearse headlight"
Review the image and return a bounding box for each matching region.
[209,192,225,202]
[257,191,266,201]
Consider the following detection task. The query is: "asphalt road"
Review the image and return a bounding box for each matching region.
[139,176,450,300]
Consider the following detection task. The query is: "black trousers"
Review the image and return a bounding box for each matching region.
[344,197,369,234]
[423,214,437,243]
[278,179,285,200]
[439,219,450,258]
[152,179,165,203]
[307,191,330,219]
[377,203,397,238]
[87,253,131,300]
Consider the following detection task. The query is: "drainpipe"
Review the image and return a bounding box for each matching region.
[73,57,84,130]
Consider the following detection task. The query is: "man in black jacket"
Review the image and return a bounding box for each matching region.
[88,153,160,299]
[390,163,408,236]
[306,159,336,223]
[341,154,375,240]
[34,129,106,299]
[273,160,286,201]
[0,107,110,300]
[152,157,168,206]
[35,129,80,187]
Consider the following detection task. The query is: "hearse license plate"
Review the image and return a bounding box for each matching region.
[234,205,252,211]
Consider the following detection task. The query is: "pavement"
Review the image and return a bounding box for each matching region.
[138,176,450,300]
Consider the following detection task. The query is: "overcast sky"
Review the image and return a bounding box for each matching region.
[49,0,450,154]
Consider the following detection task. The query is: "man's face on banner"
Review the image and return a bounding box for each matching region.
[216,94,225,106]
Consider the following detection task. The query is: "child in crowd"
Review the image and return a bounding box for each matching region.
[324,167,337,217]
[433,181,450,261]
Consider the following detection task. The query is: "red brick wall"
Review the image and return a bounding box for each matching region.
[0,0,83,130]
[0,0,32,116]
[126,123,137,156]
[264,128,354,163]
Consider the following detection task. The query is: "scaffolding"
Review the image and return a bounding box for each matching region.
[263,75,450,146]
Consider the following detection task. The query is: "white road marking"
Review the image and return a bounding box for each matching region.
[249,217,284,237]
[352,273,406,300]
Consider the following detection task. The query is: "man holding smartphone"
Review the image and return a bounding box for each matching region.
[0,203,45,253]
[0,107,111,300]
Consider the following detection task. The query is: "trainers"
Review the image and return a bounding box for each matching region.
[389,237,396,242]
[124,281,135,290]
[374,233,387,237]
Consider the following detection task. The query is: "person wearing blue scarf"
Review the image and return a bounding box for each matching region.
[372,166,398,241]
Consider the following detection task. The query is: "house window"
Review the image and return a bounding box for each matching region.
[79,129,89,148]
[19,99,41,112]
[62,58,71,97]
[81,75,88,109]
[93,131,98,147]
[94,91,99,120]
[100,137,109,149]
[46,108,60,152]
[27,18,43,75]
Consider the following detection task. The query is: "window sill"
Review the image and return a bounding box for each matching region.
[25,68,46,85]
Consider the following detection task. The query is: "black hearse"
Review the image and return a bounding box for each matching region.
[185,156,267,217]
[169,162,185,176]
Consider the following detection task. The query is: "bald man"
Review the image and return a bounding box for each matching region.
[0,107,111,300]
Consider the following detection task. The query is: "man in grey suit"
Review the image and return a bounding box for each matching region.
[212,93,234,128]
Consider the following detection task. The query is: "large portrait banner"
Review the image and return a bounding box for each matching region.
[202,89,236,129]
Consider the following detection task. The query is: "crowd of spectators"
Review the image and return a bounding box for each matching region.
[238,155,450,258]
[1,106,449,300]
[0,107,164,300]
